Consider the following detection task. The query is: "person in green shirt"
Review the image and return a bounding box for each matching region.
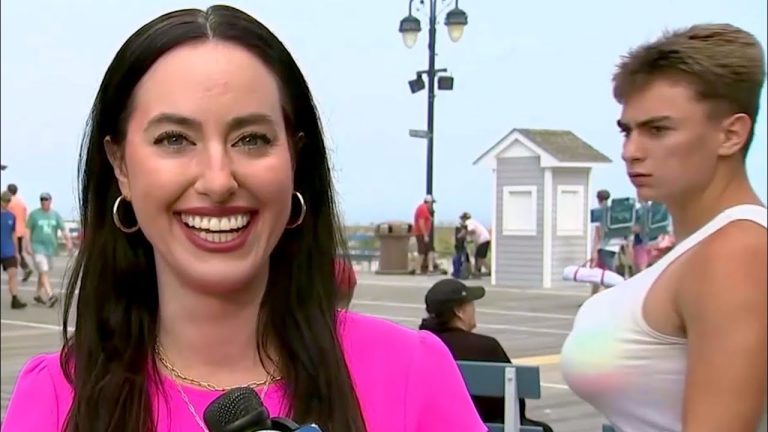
[25,192,72,307]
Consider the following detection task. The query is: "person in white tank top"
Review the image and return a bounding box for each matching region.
[560,23,767,432]
[460,213,492,275]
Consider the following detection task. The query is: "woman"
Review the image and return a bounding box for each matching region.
[561,23,766,432]
[2,6,483,432]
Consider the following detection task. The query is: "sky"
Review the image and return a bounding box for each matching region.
[1,0,766,227]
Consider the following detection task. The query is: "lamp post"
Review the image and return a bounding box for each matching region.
[400,0,467,261]
[399,0,468,197]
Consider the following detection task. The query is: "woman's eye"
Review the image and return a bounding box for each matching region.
[153,131,191,147]
[234,133,273,148]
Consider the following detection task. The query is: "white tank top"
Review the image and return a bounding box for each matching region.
[560,204,767,432]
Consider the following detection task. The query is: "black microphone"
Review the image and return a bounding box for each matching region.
[203,387,271,432]
[203,387,323,432]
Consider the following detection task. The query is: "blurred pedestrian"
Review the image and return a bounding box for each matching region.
[1,191,28,309]
[6,184,33,282]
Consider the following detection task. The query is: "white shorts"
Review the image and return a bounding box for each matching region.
[32,254,54,273]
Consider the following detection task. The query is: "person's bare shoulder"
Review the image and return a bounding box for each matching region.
[679,220,765,310]
[677,220,767,429]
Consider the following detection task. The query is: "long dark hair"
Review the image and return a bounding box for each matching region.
[61,6,364,432]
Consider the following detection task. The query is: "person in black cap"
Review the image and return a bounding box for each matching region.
[419,279,554,432]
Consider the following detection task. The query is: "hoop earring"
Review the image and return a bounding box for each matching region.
[113,195,140,233]
[286,191,306,229]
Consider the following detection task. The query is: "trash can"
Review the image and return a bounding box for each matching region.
[374,221,413,275]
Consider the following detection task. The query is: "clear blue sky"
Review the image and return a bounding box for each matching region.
[2,0,766,227]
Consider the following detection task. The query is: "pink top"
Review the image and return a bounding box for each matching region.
[2,311,484,431]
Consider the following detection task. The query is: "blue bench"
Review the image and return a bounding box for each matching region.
[457,361,544,432]
[602,425,616,432]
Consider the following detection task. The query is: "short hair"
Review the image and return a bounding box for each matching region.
[6,184,18,195]
[612,23,766,156]
[597,189,611,202]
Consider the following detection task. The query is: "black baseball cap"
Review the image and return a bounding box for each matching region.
[425,279,485,315]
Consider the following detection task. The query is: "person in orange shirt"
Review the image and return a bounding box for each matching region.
[413,195,435,274]
[6,184,33,281]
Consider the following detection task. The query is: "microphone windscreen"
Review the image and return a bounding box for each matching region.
[203,387,271,432]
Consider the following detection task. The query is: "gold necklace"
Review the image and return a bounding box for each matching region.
[154,343,280,392]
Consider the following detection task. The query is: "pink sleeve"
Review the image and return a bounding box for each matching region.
[405,331,486,431]
[2,354,65,432]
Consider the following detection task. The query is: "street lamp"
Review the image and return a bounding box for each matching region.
[398,0,468,198]
[399,0,468,263]
[399,0,468,49]
[445,4,469,42]
[399,14,421,49]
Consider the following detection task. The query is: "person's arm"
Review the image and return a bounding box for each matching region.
[679,222,767,431]
[465,220,477,235]
[10,217,18,258]
[22,236,32,256]
[24,213,34,255]
[20,205,28,238]
[420,220,429,240]
[465,223,477,244]
[590,223,602,264]
[57,214,72,250]
[418,211,430,241]
[624,237,634,264]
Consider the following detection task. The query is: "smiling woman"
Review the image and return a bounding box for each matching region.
[1,5,484,432]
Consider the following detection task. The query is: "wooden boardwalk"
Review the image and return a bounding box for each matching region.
[1,256,607,431]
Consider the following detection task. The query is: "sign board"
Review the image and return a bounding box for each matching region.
[645,201,670,240]
[409,129,430,139]
[594,198,671,242]
[590,197,636,240]
[607,197,636,229]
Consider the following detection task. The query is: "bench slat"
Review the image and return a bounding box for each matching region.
[487,424,544,432]
[457,361,542,399]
